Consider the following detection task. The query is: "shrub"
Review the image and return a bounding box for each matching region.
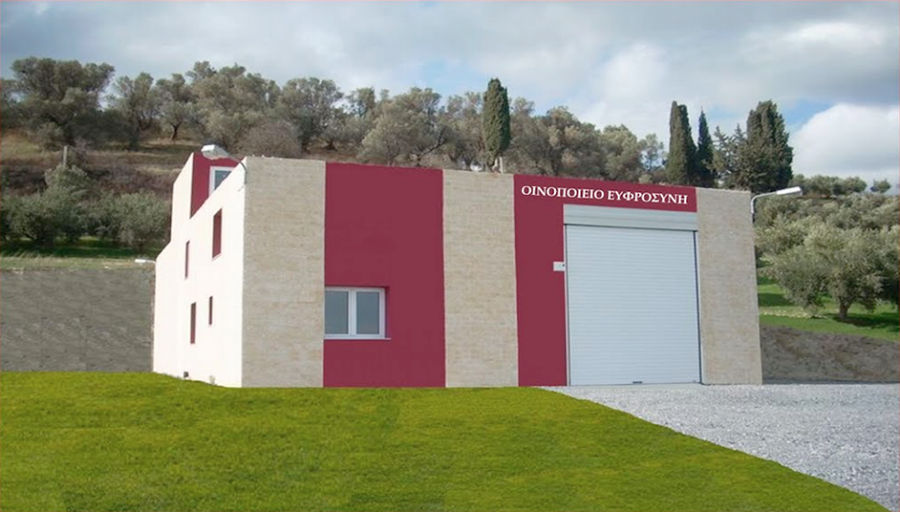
[1,194,19,241]
[113,192,170,253]
[86,193,122,242]
[44,164,92,194]
[6,186,85,247]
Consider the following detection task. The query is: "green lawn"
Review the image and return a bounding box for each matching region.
[758,276,899,342]
[1,373,887,512]
[0,238,159,270]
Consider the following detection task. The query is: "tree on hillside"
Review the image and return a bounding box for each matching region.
[238,119,302,158]
[321,87,378,152]
[711,125,742,186]
[109,73,160,150]
[877,227,899,306]
[665,101,698,185]
[765,224,885,320]
[871,179,892,194]
[359,88,447,165]
[279,77,343,152]
[509,106,604,177]
[1,78,22,130]
[190,62,279,150]
[696,111,715,187]
[790,174,867,198]
[155,73,195,141]
[733,100,793,193]
[443,92,483,170]
[186,61,216,83]
[599,125,644,182]
[10,57,114,147]
[482,78,510,172]
[639,133,665,175]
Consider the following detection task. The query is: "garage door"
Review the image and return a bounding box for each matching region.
[565,205,700,385]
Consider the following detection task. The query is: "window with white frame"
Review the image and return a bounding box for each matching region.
[209,167,232,194]
[325,287,385,339]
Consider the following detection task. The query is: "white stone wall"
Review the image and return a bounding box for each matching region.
[152,243,179,377]
[153,160,246,387]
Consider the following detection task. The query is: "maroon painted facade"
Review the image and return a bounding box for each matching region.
[323,162,446,387]
[513,175,697,386]
[190,152,238,216]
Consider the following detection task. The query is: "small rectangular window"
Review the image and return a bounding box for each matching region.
[190,302,197,344]
[212,210,222,258]
[209,167,232,194]
[208,296,214,325]
[185,241,190,278]
[324,287,385,339]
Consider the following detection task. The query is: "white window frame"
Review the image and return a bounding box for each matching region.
[324,287,386,340]
[209,166,233,194]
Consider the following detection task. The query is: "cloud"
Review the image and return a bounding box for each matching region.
[792,104,900,185]
[0,1,897,183]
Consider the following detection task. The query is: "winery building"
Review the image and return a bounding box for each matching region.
[152,153,762,387]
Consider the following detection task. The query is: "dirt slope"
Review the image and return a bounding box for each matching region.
[761,324,899,383]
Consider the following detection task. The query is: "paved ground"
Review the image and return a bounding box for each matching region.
[549,384,899,511]
[1,269,154,371]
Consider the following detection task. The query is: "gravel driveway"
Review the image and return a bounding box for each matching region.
[548,384,899,511]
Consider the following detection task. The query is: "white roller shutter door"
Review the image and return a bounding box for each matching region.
[565,220,700,385]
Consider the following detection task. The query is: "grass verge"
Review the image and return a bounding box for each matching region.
[0,238,158,270]
[758,276,898,342]
[1,372,887,512]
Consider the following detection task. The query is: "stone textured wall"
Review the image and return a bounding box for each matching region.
[443,170,519,387]
[242,158,325,387]
[2,269,153,371]
[696,188,762,384]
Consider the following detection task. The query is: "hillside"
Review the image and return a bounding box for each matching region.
[0,132,361,198]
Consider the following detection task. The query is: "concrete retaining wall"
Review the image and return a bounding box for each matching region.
[1,269,153,371]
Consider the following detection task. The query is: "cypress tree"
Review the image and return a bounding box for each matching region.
[696,111,715,187]
[665,101,698,185]
[482,78,510,172]
[742,100,793,192]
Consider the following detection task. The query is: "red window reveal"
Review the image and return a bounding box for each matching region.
[190,303,197,344]
[212,210,222,258]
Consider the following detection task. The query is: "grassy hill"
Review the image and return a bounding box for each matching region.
[1,372,888,512]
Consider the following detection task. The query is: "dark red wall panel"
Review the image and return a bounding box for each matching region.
[514,175,696,386]
[190,153,237,216]
[324,162,445,387]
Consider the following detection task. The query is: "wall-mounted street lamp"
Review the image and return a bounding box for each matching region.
[750,186,803,221]
[200,144,249,183]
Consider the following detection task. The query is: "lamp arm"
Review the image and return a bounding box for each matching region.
[750,191,777,221]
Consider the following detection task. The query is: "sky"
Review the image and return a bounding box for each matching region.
[1,1,898,187]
